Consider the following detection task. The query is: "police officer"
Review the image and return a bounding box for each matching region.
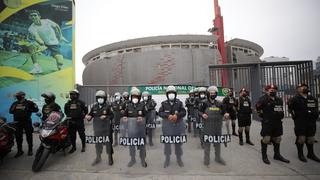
[123,88,147,167]
[9,91,39,157]
[237,88,254,146]
[159,85,186,168]
[85,90,114,166]
[222,88,238,136]
[199,86,228,166]
[196,87,208,148]
[142,91,157,146]
[256,85,290,164]
[41,92,61,121]
[64,89,88,153]
[288,83,320,163]
[193,87,200,137]
[122,91,129,105]
[111,92,124,146]
[185,89,196,134]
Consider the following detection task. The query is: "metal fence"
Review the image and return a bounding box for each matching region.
[209,60,319,118]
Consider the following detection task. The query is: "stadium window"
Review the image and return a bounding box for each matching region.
[191,44,199,48]
[244,49,248,53]
[161,45,170,49]
[133,48,141,52]
[171,44,180,48]
[181,44,189,49]
[200,44,208,48]
[118,50,124,54]
[126,49,132,52]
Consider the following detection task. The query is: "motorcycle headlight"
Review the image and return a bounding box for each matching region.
[40,129,52,138]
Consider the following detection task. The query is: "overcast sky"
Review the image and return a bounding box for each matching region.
[75,0,320,85]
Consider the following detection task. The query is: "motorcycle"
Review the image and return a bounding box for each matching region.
[32,112,71,172]
[0,117,16,164]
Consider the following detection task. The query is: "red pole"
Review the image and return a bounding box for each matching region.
[213,0,228,87]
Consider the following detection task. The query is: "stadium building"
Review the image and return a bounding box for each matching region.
[82,34,263,86]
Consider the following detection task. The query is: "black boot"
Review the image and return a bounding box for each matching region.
[306,143,320,163]
[261,141,270,164]
[81,144,86,152]
[239,131,244,146]
[296,143,307,162]
[68,146,76,154]
[127,157,136,167]
[14,150,24,158]
[91,155,101,166]
[273,143,290,163]
[214,144,226,165]
[177,156,184,167]
[232,123,238,136]
[28,146,33,156]
[164,155,170,168]
[141,158,147,167]
[245,131,254,146]
[108,154,114,166]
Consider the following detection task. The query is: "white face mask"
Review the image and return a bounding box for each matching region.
[132,98,139,104]
[200,94,205,99]
[115,96,120,101]
[143,96,148,101]
[97,98,104,104]
[168,93,175,100]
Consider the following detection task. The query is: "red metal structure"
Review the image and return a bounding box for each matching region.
[212,0,228,86]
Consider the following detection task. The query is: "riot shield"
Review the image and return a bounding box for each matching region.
[146,110,156,146]
[120,117,146,145]
[202,106,232,169]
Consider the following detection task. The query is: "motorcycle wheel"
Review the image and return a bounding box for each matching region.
[32,146,50,172]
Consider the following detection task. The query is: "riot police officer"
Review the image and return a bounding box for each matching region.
[9,91,39,157]
[256,85,290,164]
[288,83,320,163]
[199,86,228,166]
[85,90,114,166]
[142,91,157,146]
[196,87,208,148]
[64,89,88,153]
[185,89,196,134]
[159,85,186,168]
[122,91,129,105]
[111,92,124,146]
[193,87,200,137]
[237,88,254,146]
[123,88,147,167]
[41,92,61,121]
[222,88,238,136]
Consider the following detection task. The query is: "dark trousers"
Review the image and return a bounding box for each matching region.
[69,121,86,148]
[15,121,33,151]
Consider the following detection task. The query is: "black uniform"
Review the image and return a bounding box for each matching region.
[185,97,196,134]
[159,99,186,162]
[198,99,227,165]
[256,94,284,137]
[288,94,319,137]
[237,96,252,127]
[9,99,39,153]
[111,100,125,145]
[222,96,237,120]
[64,99,88,150]
[41,102,61,121]
[143,99,157,145]
[89,102,114,156]
[123,101,147,165]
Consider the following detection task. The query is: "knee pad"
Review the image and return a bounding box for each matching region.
[296,136,306,144]
[272,136,282,144]
[262,136,271,144]
[307,136,315,144]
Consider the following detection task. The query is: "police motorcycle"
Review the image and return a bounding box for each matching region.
[32,112,71,172]
[0,117,16,163]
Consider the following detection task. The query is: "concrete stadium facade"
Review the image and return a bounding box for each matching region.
[82,34,264,86]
